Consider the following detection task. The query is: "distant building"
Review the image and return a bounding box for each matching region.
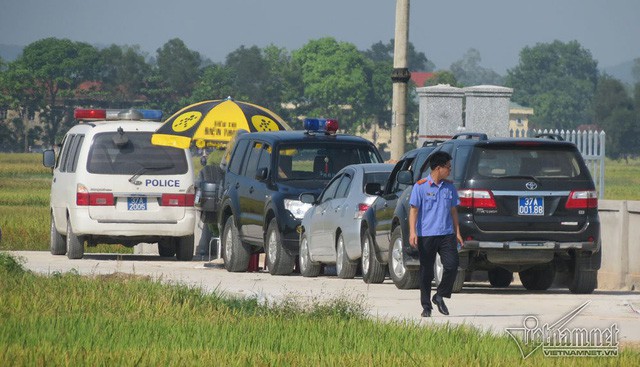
[509,102,534,137]
[410,72,435,87]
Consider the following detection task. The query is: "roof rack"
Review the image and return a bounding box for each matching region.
[451,133,488,141]
[422,139,445,147]
[534,133,565,141]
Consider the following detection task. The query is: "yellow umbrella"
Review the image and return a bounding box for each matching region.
[151,98,291,149]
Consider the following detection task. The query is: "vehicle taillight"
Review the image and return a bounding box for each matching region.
[565,190,598,209]
[459,189,497,209]
[161,193,195,207]
[355,203,370,219]
[76,184,114,206]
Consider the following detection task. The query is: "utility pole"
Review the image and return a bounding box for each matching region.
[390,0,410,161]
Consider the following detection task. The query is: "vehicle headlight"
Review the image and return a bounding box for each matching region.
[284,199,312,219]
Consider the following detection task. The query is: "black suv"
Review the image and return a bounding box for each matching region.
[371,133,601,294]
[195,122,382,275]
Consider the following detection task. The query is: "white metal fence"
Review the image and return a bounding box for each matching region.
[510,128,606,198]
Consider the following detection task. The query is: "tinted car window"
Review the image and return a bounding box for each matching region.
[87,132,188,175]
[67,135,85,173]
[243,141,264,178]
[470,146,582,178]
[335,174,352,198]
[276,143,380,181]
[319,174,344,203]
[364,172,392,191]
[229,139,249,175]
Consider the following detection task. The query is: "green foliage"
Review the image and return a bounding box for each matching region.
[97,44,151,102]
[506,40,598,130]
[155,38,202,105]
[425,70,461,87]
[293,37,373,133]
[362,39,435,72]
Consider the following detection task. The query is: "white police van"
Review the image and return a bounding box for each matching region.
[43,109,196,260]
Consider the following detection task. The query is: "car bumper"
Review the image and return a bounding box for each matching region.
[69,208,196,237]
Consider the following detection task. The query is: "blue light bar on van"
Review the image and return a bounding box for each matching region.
[303,118,339,134]
[139,109,163,121]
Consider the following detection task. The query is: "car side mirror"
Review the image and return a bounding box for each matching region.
[364,182,382,195]
[255,167,269,181]
[397,170,413,185]
[43,149,55,168]
[299,192,317,204]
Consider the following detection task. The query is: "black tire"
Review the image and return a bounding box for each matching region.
[452,268,466,293]
[266,218,295,275]
[569,253,598,294]
[519,262,556,291]
[299,232,321,277]
[50,214,66,255]
[488,267,514,288]
[176,235,194,261]
[158,238,176,257]
[388,227,419,289]
[222,215,250,272]
[66,219,84,259]
[198,165,224,223]
[361,228,385,284]
[336,232,357,279]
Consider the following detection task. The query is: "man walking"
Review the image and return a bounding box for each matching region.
[409,151,464,317]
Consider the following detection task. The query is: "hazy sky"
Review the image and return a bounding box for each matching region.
[1,0,638,74]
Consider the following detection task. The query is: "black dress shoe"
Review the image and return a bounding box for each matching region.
[421,309,431,317]
[432,295,449,315]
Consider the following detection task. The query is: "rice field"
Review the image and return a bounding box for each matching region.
[1,252,637,366]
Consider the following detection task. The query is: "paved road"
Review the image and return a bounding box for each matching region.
[10,251,640,347]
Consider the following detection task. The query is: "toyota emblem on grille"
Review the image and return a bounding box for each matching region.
[525,181,538,190]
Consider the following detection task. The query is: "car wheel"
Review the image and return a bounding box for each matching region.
[569,253,597,294]
[336,232,357,279]
[66,219,84,259]
[266,218,294,275]
[299,232,320,277]
[519,262,556,291]
[50,214,66,255]
[388,227,418,289]
[158,238,176,257]
[488,267,513,288]
[176,235,194,261]
[434,253,465,293]
[361,228,385,284]
[222,215,250,272]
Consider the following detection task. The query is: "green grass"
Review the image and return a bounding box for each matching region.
[1,252,636,366]
[604,158,640,201]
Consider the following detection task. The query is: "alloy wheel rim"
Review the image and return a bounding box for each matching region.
[300,237,308,271]
[391,237,405,278]
[225,225,233,260]
[362,236,370,275]
[268,230,277,264]
[336,236,344,274]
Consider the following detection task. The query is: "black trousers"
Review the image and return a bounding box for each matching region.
[418,234,459,311]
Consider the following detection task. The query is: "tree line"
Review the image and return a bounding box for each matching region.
[0,37,638,158]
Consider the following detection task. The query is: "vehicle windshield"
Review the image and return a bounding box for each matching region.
[87,132,188,175]
[276,143,380,181]
[470,146,583,179]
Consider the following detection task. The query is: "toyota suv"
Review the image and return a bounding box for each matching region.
[195,119,383,275]
[43,109,196,260]
[372,133,601,294]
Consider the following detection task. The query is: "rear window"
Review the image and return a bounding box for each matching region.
[470,146,583,178]
[276,143,380,181]
[87,132,188,175]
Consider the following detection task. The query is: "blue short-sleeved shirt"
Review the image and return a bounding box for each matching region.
[409,176,460,236]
